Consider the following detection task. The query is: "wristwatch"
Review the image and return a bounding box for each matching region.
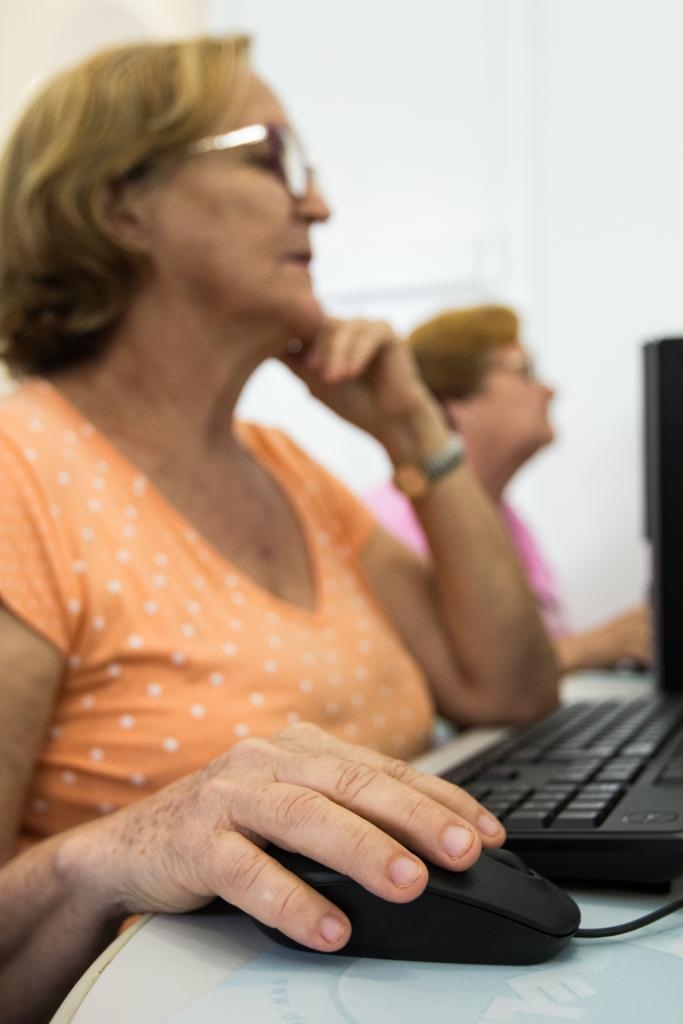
[393,433,465,501]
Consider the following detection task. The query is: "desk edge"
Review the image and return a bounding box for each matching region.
[50,914,154,1023]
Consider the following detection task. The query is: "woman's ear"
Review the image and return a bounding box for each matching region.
[93,177,153,252]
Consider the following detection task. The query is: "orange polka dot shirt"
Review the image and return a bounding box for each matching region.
[0,380,434,844]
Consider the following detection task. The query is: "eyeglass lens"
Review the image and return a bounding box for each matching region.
[272,126,311,198]
[489,355,535,380]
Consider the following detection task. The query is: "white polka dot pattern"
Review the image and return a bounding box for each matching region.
[1,382,434,844]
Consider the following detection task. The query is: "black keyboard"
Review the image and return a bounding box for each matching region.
[441,696,683,884]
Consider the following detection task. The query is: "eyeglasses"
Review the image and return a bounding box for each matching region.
[186,123,314,199]
[487,352,536,382]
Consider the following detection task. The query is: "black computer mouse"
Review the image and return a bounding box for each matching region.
[251,845,580,965]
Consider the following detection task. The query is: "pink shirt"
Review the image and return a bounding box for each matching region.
[365,481,567,637]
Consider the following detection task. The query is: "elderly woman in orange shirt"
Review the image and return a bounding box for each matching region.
[0,36,557,1022]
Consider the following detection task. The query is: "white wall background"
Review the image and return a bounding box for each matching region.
[2,0,683,632]
[517,0,683,629]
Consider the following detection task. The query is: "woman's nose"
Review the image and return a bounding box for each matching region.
[298,174,332,223]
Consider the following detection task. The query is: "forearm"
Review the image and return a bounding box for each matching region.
[290,322,558,722]
[382,404,559,724]
[0,832,125,1024]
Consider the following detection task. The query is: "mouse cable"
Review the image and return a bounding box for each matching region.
[575,895,683,938]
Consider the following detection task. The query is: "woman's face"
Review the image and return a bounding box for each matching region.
[122,74,331,345]
[449,343,556,471]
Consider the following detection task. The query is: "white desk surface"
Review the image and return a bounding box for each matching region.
[52,672,683,1024]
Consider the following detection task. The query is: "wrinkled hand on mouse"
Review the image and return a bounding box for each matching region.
[63,722,505,955]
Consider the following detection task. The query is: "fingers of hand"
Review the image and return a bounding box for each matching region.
[237,739,483,873]
[611,608,651,659]
[385,767,506,847]
[226,777,429,902]
[209,831,351,952]
[203,727,500,917]
[276,724,505,848]
[314,318,398,383]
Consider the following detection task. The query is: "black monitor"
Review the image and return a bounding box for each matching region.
[643,336,683,691]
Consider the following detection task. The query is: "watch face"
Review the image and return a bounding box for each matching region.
[394,464,429,501]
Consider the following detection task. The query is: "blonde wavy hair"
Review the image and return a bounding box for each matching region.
[408,305,520,400]
[0,35,251,375]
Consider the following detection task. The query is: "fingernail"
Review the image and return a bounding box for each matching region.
[443,825,474,859]
[319,914,347,944]
[477,813,503,837]
[389,856,422,887]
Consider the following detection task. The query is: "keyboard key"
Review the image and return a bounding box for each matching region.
[543,748,588,762]
[533,787,575,801]
[574,788,623,814]
[564,800,609,814]
[476,766,520,780]
[504,748,545,764]
[484,784,531,796]
[594,759,643,783]
[620,741,659,758]
[549,766,598,784]
[483,802,518,818]
[504,810,553,828]
[551,810,603,828]
[482,789,530,814]
[517,800,562,813]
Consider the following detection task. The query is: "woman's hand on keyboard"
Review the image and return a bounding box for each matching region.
[556,604,652,672]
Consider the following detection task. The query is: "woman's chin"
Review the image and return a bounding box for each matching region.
[283,295,325,343]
